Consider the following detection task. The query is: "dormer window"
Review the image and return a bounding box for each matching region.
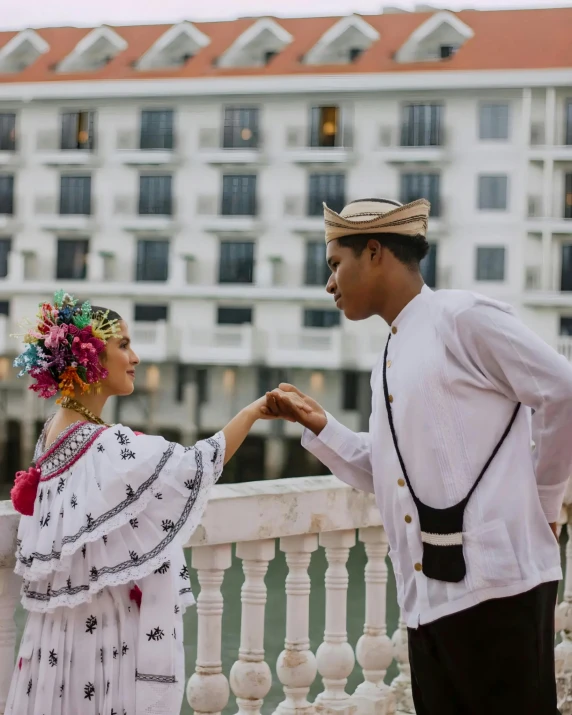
[58,26,127,73]
[304,16,379,66]
[137,22,210,70]
[217,18,292,68]
[0,29,49,73]
[395,11,473,64]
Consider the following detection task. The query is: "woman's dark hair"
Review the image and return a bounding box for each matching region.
[89,305,123,322]
[336,232,429,268]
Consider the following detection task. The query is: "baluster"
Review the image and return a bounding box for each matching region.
[315,530,356,715]
[274,534,318,715]
[556,507,572,715]
[230,539,275,715]
[390,617,414,715]
[187,544,232,715]
[352,527,395,715]
[0,567,20,715]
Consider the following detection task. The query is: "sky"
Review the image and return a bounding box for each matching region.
[1,0,571,31]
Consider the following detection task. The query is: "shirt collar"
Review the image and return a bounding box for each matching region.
[390,284,433,334]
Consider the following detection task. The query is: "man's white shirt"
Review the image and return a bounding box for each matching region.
[302,286,572,627]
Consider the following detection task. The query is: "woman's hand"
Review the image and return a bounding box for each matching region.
[265,384,328,435]
[245,393,313,423]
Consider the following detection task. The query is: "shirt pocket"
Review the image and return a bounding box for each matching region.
[388,549,405,605]
[449,519,521,598]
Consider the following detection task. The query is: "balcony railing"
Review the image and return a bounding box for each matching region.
[131,321,170,362]
[115,130,177,164]
[2,478,572,714]
[180,325,256,365]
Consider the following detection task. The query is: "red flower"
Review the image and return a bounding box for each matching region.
[11,467,41,516]
[129,585,142,609]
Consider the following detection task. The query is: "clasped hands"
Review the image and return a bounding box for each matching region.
[263,383,328,435]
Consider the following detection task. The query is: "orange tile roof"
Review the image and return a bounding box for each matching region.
[0,7,571,84]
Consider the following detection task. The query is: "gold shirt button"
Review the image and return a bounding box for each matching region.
[397,478,405,487]
[386,360,392,368]
[415,563,423,572]
[404,515,412,524]
[389,395,394,403]
[392,326,398,335]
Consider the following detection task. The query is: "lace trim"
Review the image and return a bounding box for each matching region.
[16,443,176,576]
[136,672,177,684]
[19,435,224,612]
[38,423,107,481]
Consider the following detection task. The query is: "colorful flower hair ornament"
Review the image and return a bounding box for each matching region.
[13,290,121,401]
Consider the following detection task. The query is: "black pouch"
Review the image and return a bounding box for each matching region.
[415,499,467,583]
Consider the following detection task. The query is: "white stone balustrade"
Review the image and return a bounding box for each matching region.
[1,476,572,714]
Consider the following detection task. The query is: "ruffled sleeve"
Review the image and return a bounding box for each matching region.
[14,423,225,612]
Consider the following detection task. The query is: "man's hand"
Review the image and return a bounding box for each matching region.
[266,383,328,435]
[550,522,559,541]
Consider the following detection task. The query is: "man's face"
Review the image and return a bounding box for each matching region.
[325,239,378,321]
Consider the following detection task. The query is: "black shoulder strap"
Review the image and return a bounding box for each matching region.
[382,335,521,506]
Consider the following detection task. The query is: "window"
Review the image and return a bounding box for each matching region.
[136,240,169,282]
[56,239,89,280]
[565,173,572,220]
[0,238,11,278]
[140,110,174,150]
[223,107,259,149]
[0,114,16,151]
[479,104,510,141]
[560,317,572,336]
[139,175,172,215]
[440,45,457,59]
[308,174,345,216]
[400,173,441,217]
[0,301,8,315]
[562,245,572,292]
[217,307,253,324]
[476,246,505,281]
[566,101,572,146]
[349,48,363,62]
[0,175,14,215]
[219,241,255,284]
[310,106,339,148]
[134,304,168,322]
[478,175,508,211]
[401,104,443,147]
[304,309,341,328]
[60,176,91,215]
[305,241,330,286]
[60,111,94,151]
[421,243,437,288]
[221,175,257,216]
[342,371,359,411]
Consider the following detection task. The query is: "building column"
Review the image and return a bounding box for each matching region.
[357,372,372,433]
[265,421,287,480]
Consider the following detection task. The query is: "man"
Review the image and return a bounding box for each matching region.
[266,197,572,714]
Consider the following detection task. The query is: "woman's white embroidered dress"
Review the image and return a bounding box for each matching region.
[6,420,225,715]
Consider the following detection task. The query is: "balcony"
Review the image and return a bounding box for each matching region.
[285,126,353,164]
[35,130,97,165]
[529,122,572,162]
[131,321,171,362]
[115,129,177,165]
[114,196,176,233]
[196,196,261,234]
[267,328,342,369]
[378,126,449,163]
[0,146,19,168]
[2,479,572,714]
[198,128,265,165]
[557,336,572,362]
[526,197,572,233]
[180,325,256,365]
[34,196,94,232]
[343,331,387,371]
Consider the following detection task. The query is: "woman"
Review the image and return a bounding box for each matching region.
[6,291,306,715]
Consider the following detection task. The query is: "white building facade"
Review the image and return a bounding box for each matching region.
[0,8,571,479]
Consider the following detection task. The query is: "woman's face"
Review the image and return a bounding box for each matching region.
[100,320,140,396]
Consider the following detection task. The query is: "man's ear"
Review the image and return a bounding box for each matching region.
[367,239,382,263]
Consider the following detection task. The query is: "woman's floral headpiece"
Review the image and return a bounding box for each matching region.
[14,291,121,400]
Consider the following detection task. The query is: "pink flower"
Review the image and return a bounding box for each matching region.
[44,324,69,350]
[29,368,59,399]
[70,328,106,369]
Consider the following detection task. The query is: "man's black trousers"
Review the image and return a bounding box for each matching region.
[408,581,560,714]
